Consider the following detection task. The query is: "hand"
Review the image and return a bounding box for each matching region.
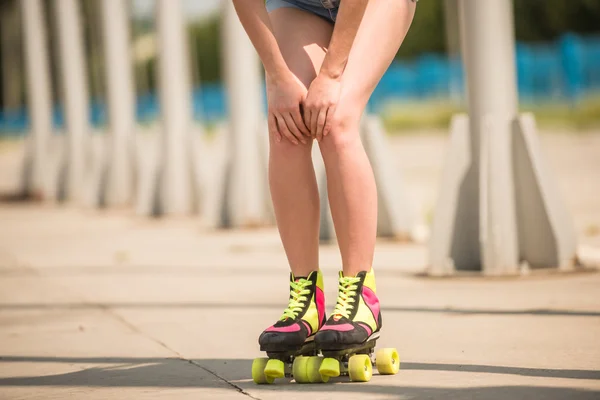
[266,72,311,145]
[303,74,342,142]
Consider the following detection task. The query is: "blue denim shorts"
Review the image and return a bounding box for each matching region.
[266,0,340,23]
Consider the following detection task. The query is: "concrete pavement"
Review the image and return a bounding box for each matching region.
[1,131,600,398]
[0,204,599,399]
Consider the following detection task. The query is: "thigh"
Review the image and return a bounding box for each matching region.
[268,7,333,90]
[339,0,416,112]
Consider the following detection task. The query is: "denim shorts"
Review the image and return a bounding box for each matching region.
[266,0,340,23]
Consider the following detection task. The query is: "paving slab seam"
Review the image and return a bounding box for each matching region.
[3,260,261,399]
[187,359,261,400]
[101,308,261,399]
[74,295,263,398]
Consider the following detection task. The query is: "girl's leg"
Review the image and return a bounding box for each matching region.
[257,7,334,354]
[318,0,416,277]
[314,0,416,351]
[267,8,333,277]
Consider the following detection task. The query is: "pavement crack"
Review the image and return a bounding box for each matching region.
[23,270,260,400]
[99,306,260,399]
[188,359,261,400]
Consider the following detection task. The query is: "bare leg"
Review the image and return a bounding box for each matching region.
[318,0,416,277]
[268,8,333,277]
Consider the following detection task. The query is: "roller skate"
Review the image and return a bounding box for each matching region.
[252,270,327,384]
[314,269,400,382]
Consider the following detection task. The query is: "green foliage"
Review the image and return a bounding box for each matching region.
[396,0,447,60]
[514,0,600,42]
[188,18,222,83]
[381,97,600,133]
[381,101,461,132]
[522,97,600,130]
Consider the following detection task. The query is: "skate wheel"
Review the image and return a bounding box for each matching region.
[264,358,285,380]
[307,356,328,383]
[292,356,310,383]
[375,348,400,375]
[319,357,340,378]
[251,358,274,384]
[348,354,372,382]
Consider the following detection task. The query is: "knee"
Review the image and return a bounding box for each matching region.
[319,109,361,155]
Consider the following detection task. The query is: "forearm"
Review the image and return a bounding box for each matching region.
[231,0,290,81]
[319,0,369,80]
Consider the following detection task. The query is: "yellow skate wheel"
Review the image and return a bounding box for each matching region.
[348,354,373,382]
[319,357,340,378]
[251,358,274,384]
[264,358,285,380]
[376,348,400,375]
[292,356,310,383]
[306,356,328,383]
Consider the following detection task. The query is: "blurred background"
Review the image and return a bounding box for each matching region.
[0,0,598,242]
[1,0,600,132]
[0,1,599,398]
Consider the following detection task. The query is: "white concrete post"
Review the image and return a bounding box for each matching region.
[221,1,267,227]
[53,0,90,202]
[100,0,136,206]
[430,0,519,274]
[361,115,418,241]
[429,0,576,275]
[19,0,53,196]
[155,0,194,214]
[461,0,519,274]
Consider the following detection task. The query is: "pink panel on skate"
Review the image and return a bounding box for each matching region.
[302,320,312,336]
[316,287,325,327]
[362,286,380,325]
[265,323,300,333]
[359,323,372,336]
[319,323,354,332]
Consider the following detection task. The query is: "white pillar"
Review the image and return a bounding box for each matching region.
[430,0,518,274]
[461,0,519,125]
[362,115,417,240]
[460,0,519,274]
[429,0,576,275]
[53,0,90,202]
[155,0,194,214]
[100,0,135,206]
[20,0,53,196]
[221,1,267,227]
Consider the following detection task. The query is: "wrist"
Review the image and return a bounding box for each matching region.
[319,65,344,81]
[266,67,293,85]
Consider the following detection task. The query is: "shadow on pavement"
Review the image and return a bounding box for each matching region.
[401,362,600,380]
[1,301,599,317]
[0,356,599,397]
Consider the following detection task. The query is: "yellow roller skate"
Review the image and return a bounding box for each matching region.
[252,270,327,384]
[315,269,400,382]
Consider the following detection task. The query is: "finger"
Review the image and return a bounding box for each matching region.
[282,112,307,144]
[275,112,299,145]
[316,107,328,142]
[303,107,313,137]
[292,106,310,137]
[323,105,336,137]
[310,107,319,139]
[268,113,281,143]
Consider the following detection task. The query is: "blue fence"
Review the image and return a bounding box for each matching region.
[1,33,599,134]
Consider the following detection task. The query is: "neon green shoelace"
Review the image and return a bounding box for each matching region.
[280,278,312,320]
[333,276,361,319]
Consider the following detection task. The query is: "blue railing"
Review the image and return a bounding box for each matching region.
[2,33,599,134]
